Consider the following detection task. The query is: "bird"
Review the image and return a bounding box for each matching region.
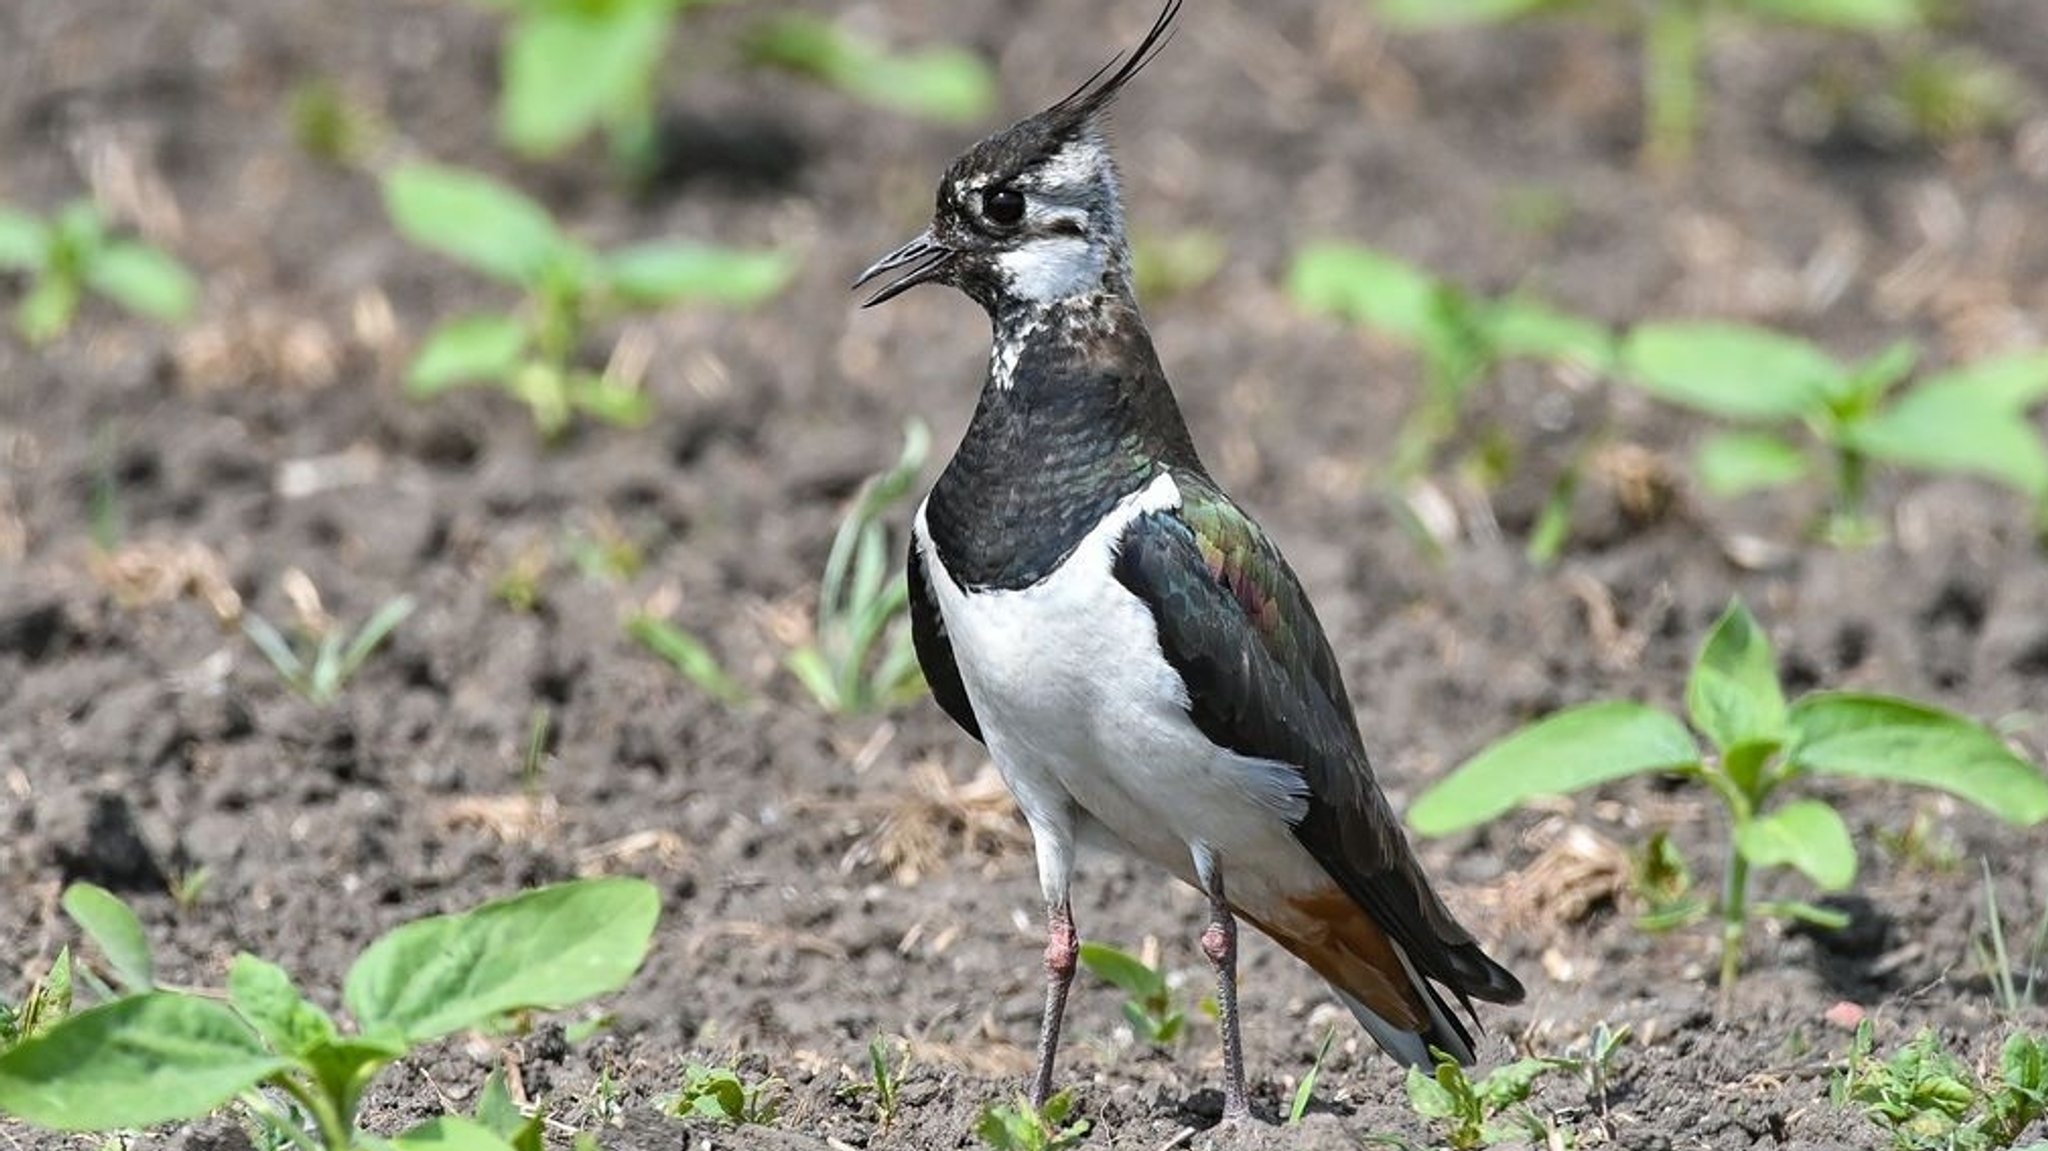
[852,0,1524,1122]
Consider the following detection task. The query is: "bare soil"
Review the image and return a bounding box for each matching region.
[4,1,2048,1149]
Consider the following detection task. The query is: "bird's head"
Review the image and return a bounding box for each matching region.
[854,0,1180,316]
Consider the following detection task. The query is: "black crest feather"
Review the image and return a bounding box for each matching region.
[1043,0,1182,125]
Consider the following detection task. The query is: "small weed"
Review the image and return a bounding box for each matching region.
[241,580,414,707]
[1410,597,2048,998]
[786,421,929,715]
[1404,1049,1568,1150]
[627,613,747,705]
[1835,1022,2048,1150]
[1877,809,1963,875]
[1077,941,1185,1047]
[974,1090,1090,1151]
[0,200,197,344]
[493,543,553,613]
[1631,829,1707,932]
[1618,326,2048,544]
[0,948,73,1053]
[746,15,995,125]
[167,866,213,913]
[1288,1026,1338,1125]
[1974,861,2048,1017]
[1564,1021,1632,1126]
[837,1035,909,1129]
[668,1063,781,1126]
[383,162,789,439]
[0,879,659,1151]
[288,78,383,166]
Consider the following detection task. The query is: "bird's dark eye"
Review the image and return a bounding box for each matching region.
[982,187,1026,226]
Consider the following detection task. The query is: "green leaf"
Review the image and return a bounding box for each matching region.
[500,1,670,157]
[60,883,154,993]
[1484,296,1616,372]
[1685,598,1788,756]
[1695,431,1810,497]
[1404,1064,1460,1118]
[17,274,80,344]
[605,242,792,307]
[0,208,50,271]
[408,314,529,395]
[1285,243,1442,343]
[1620,322,1845,421]
[1077,942,1164,998]
[1408,701,1701,835]
[392,1115,524,1151]
[1914,352,2048,411]
[343,877,659,1043]
[0,994,284,1129]
[1376,0,1572,27]
[567,373,654,428]
[627,614,746,704]
[1854,389,2048,499]
[1734,800,1857,890]
[1475,1058,1564,1110]
[1755,899,1852,929]
[383,164,565,284]
[226,954,336,1057]
[1787,693,2048,823]
[86,241,197,322]
[746,16,995,124]
[1741,0,1923,29]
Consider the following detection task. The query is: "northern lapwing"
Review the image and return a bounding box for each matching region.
[853,0,1524,1120]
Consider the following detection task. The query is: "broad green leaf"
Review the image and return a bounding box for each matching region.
[501,2,669,157]
[343,877,659,1043]
[1742,0,1922,29]
[605,242,792,307]
[1695,431,1810,497]
[1376,0,1573,27]
[0,208,49,271]
[746,16,995,124]
[1404,1064,1460,1118]
[1621,322,1844,421]
[1787,693,2048,823]
[1475,1058,1565,1110]
[392,1115,523,1151]
[1484,296,1616,372]
[1854,389,2048,498]
[1734,800,1857,890]
[60,883,153,993]
[1686,599,1787,755]
[408,314,528,394]
[1914,352,2048,411]
[87,241,198,321]
[383,164,564,284]
[1285,243,1442,343]
[227,953,336,1057]
[1077,943,1164,997]
[0,994,284,1129]
[1408,701,1701,835]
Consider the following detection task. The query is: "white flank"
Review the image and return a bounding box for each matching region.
[915,472,1322,911]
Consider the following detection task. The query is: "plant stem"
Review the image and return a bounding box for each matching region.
[1718,837,1749,1011]
[1644,0,1705,173]
[272,1073,354,1151]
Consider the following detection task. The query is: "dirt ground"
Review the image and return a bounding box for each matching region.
[4,0,2048,1148]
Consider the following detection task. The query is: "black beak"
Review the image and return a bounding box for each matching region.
[852,229,954,307]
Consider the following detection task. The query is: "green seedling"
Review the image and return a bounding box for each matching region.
[1288,1026,1338,1125]
[382,162,790,439]
[473,0,694,176]
[1877,809,1963,874]
[837,1035,909,1129]
[242,594,415,707]
[1619,325,2048,544]
[1404,1049,1568,1150]
[1835,1022,2048,1151]
[668,1063,781,1126]
[974,1090,1090,1151]
[1133,229,1227,305]
[168,866,213,913]
[0,878,659,1151]
[1288,242,1614,483]
[289,79,383,167]
[1077,941,1186,1047]
[1376,0,1921,171]
[1632,829,1707,932]
[786,421,930,716]
[746,15,995,124]
[627,613,747,705]
[1410,597,2048,999]
[1974,861,2048,1018]
[0,948,73,1054]
[1565,1021,1632,1126]
[0,200,197,344]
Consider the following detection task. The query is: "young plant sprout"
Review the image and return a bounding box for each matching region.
[0,200,197,344]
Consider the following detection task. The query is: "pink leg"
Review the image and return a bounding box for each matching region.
[1030,901,1078,1108]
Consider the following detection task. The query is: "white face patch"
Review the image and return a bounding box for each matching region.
[996,236,1105,305]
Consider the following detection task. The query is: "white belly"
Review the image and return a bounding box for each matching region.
[915,472,1324,905]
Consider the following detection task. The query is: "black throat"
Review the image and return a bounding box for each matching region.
[924,290,1205,592]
